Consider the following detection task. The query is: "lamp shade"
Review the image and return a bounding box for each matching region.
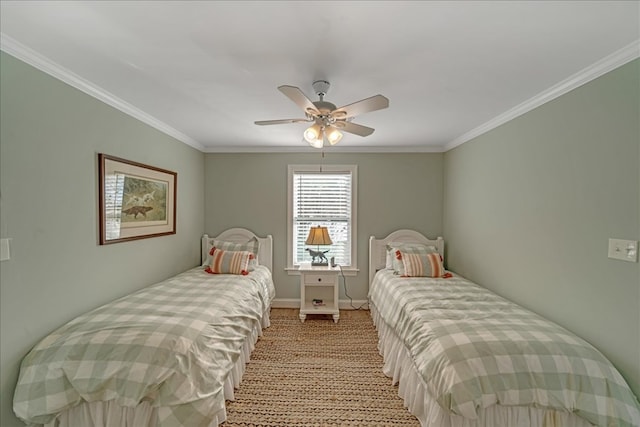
[303,124,322,144]
[303,124,344,149]
[305,226,333,246]
[325,127,343,145]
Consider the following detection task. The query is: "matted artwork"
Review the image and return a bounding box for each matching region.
[99,153,176,244]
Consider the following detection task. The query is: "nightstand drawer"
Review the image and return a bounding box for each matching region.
[303,273,337,285]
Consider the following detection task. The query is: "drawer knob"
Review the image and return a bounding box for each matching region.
[317,278,322,282]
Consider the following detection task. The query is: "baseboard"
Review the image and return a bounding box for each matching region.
[271,298,299,308]
[338,299,369,310]
[271,298,369,310]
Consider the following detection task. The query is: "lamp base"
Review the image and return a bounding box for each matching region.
[311,261,328,267]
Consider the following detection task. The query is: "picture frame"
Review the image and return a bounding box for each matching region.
[98,153,176,245]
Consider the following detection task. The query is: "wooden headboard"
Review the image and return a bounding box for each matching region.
[202,228,273,272]
[369,229,444,286]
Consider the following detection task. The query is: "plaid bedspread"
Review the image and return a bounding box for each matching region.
[369,270,640,427]
[14,265,275,427]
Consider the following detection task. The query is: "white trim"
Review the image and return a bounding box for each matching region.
[287,164,358,271]
[271,298,300,309]
[0,34,205,152]
[203,145,445,153]
[3,32,636,154]
[444,40,640,151]
[339,299,369,310]
[0,33,442,155]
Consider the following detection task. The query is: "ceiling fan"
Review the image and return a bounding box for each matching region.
[255,80,389,148]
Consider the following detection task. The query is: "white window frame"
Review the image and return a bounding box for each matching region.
[286,164,358,275]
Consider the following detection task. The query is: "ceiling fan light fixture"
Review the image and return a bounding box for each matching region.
[303,123,321,144]
[326,127,343,145]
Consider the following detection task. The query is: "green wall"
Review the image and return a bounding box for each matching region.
[2,48,638,426]
[0,52,205,426]
[204,152,444,301]
[443,59,639,395]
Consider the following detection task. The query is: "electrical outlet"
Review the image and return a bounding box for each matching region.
[608,238,638,262]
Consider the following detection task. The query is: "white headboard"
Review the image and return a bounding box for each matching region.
[202,228,273,272]
[369,229,444,286]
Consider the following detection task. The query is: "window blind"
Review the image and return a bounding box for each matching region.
[293,172,352,266]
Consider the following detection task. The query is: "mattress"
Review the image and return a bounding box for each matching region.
[14,265,275,427]
[369,269,640,427]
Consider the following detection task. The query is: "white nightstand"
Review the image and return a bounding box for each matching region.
[298,265,340,323]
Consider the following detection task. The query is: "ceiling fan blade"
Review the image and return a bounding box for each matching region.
[254,118,312,125]
[332,121,375,137]
[333,94,389,118]
[278,85,320,116]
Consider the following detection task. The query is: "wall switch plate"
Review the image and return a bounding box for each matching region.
[608,238,638,262]
[0,238,10,261]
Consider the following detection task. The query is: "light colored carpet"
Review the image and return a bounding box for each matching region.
[223,308,420,426]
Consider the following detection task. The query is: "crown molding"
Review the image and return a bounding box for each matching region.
[0,33,205,152]
[203,145,445,154]
[3,33,637,155]
[443,39,640,152]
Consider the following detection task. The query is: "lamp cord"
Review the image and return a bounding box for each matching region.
[336,264,368,310]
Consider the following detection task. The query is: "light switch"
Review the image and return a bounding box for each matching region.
[0,238,10,261]
[608,238,638,262]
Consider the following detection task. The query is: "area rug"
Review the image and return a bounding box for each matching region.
[223,308,420,426]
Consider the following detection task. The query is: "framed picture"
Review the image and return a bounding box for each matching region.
[98,153,176,245]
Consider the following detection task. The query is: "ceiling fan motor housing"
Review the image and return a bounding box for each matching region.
[313,100,337,115]
[312,80,331,97]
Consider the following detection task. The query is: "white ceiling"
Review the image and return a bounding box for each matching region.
[1,1,638,153]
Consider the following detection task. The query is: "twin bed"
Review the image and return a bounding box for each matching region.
[13,228,640,427]
[368,229,640,427]
[13,228,274,427]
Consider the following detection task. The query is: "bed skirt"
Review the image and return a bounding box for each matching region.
[369,303,593,427]
[42,307,272,427]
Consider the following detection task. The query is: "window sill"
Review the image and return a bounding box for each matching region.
[285,266,359,277]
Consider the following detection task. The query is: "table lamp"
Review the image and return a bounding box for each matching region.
[305,226,332,266]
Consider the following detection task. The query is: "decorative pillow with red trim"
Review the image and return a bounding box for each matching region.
[205,247,253,275]
[386,243,436,270]
[387,243,438,275]
[398,251,446,278]
[202,237,259,269]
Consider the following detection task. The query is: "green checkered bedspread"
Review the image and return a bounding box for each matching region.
[14,265,275,426]
[369,270,640,427]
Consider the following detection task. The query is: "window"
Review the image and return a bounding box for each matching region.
[287,165,357,271]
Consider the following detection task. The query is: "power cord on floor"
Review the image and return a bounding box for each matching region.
[336,264,368,310]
